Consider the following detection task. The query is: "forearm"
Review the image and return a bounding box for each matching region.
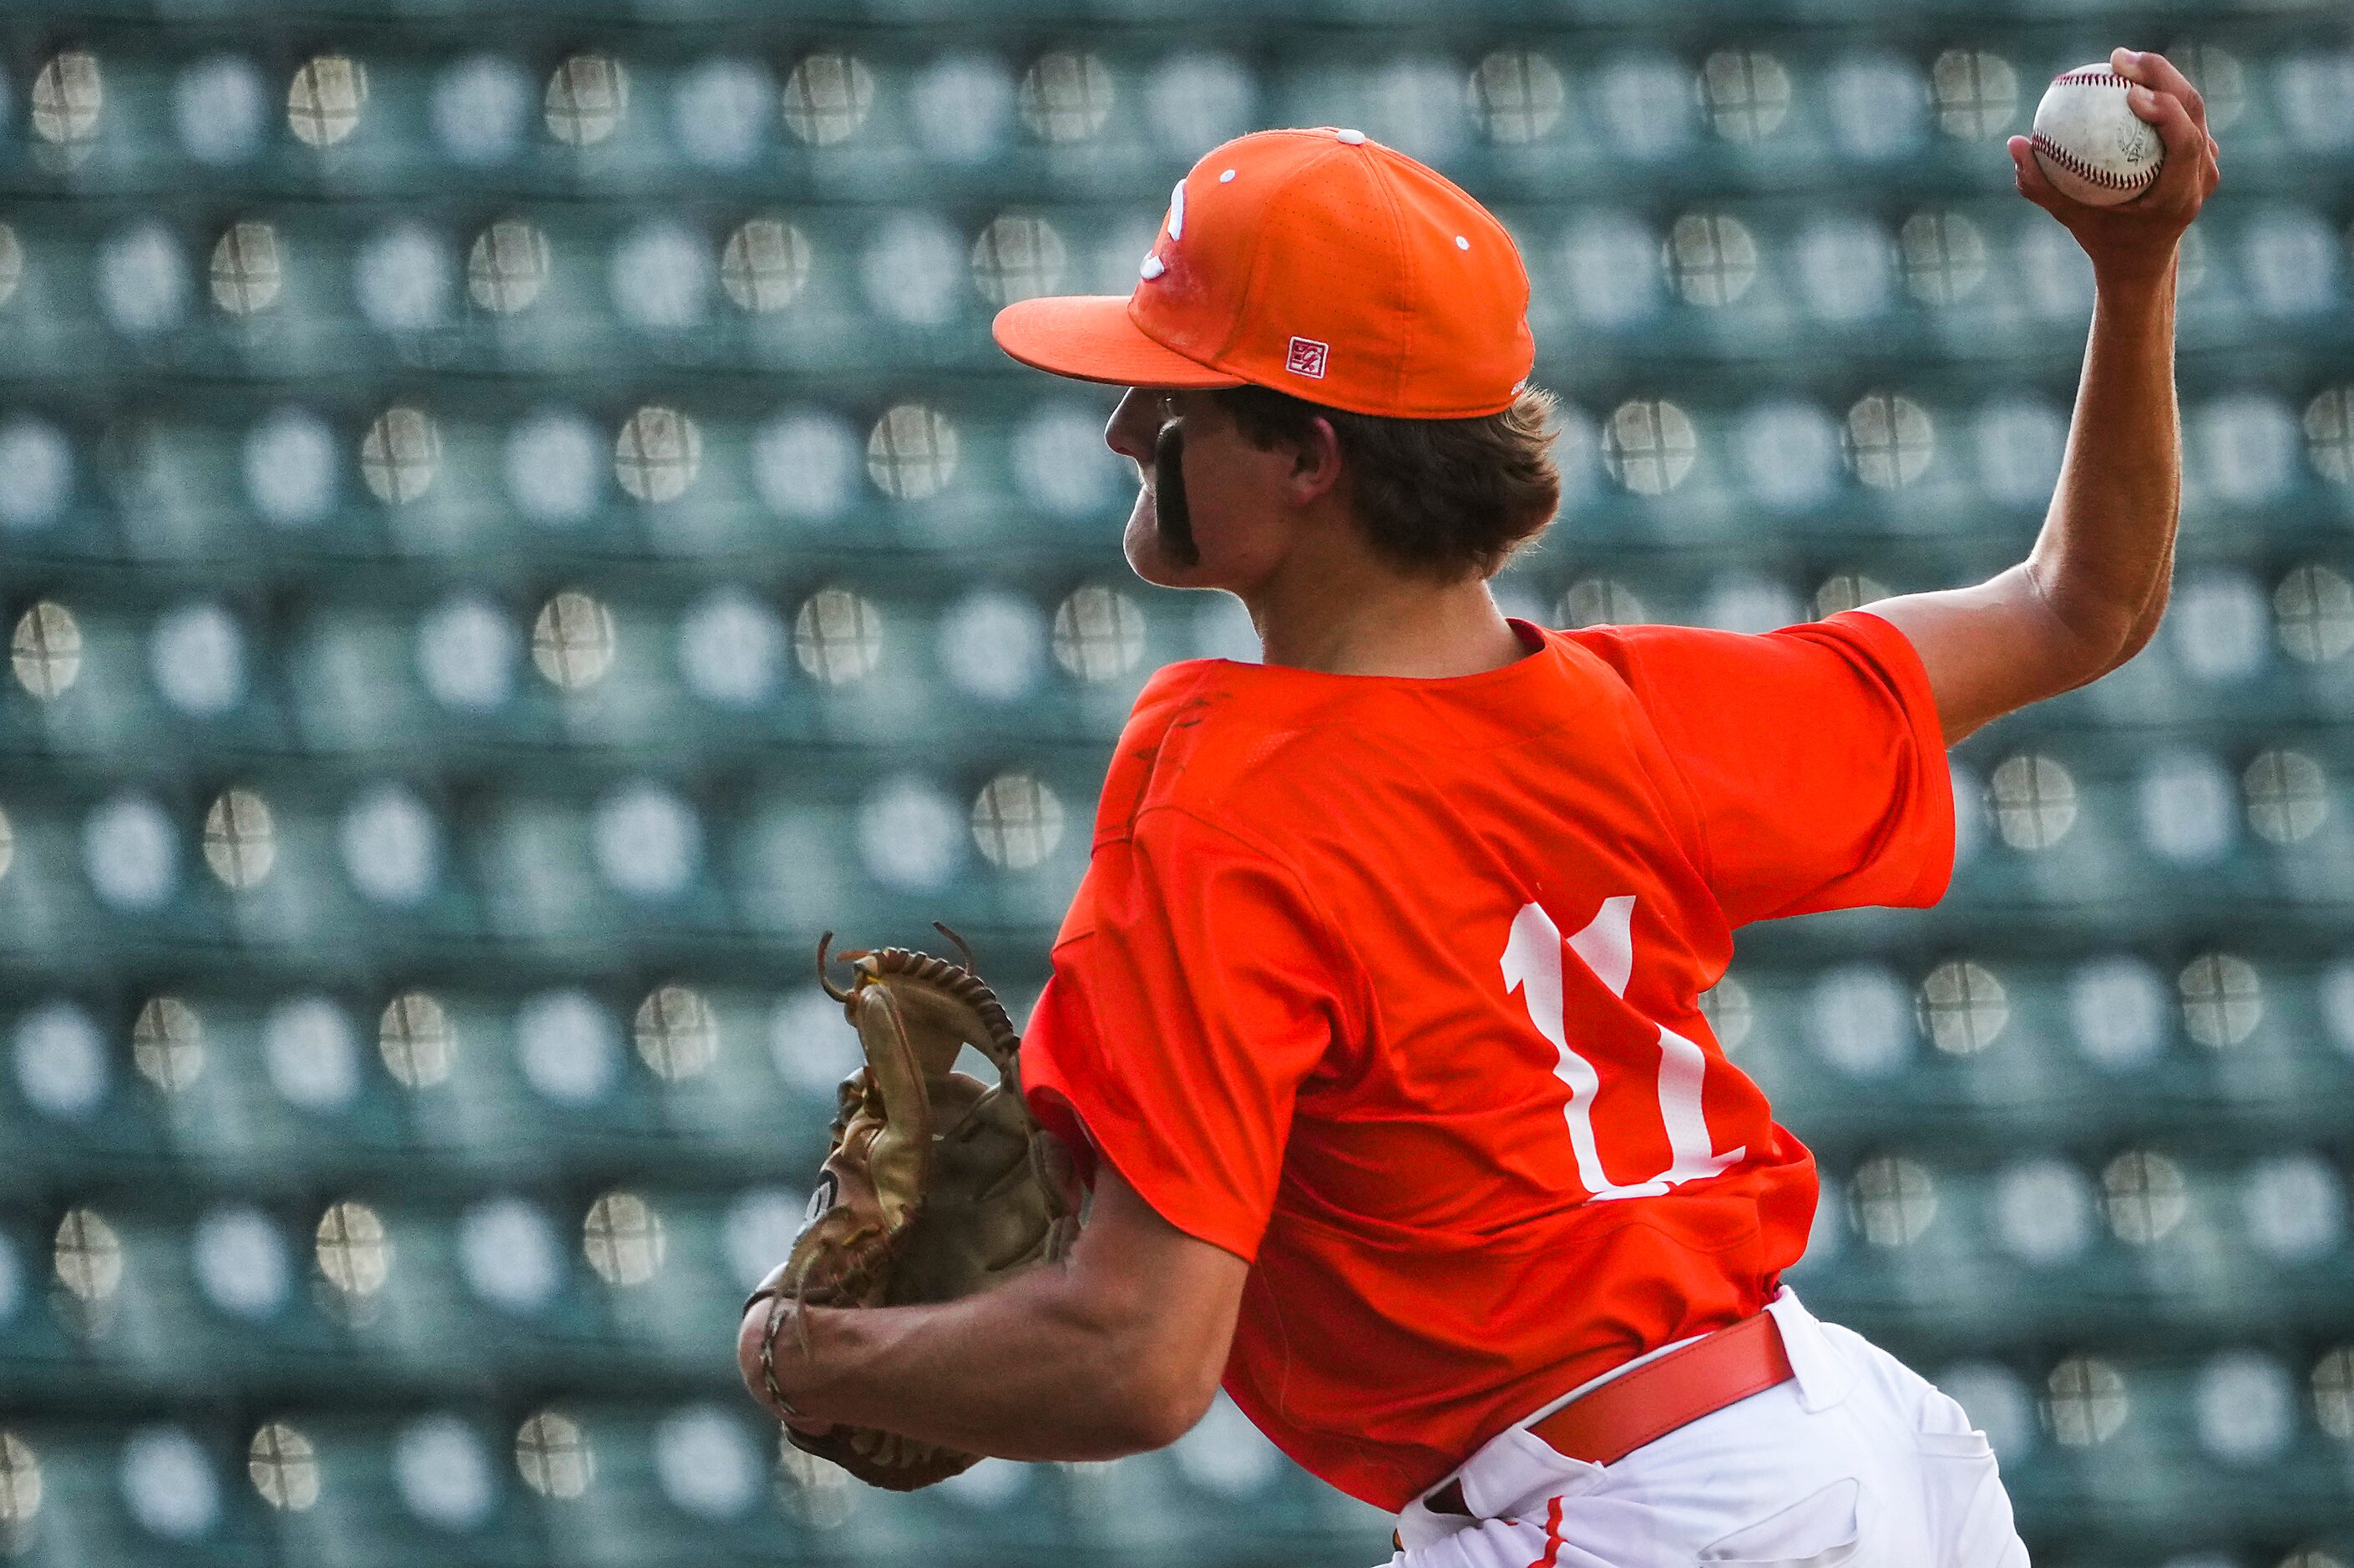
[1870,271,2183,741]
[748,1267,1159,1461]
[2023,262,2183,669]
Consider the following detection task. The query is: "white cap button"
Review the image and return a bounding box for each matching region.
[1334,128,1366,144]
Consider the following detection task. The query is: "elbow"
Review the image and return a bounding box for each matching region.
[1127,1358,1222,1451]
[2066,589,2168,694]
[1014,1174,1246,1460]
[2101,624,2157,680]
[2106,579,2172,675]
[1061,1285,1223,1455]
[1092,1356,1219,1456]
[2058,599,2144,685]
[2023,566,2158,689]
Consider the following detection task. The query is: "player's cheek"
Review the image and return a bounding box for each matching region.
[1120,490,1176,581]
[1131,482,1165,541]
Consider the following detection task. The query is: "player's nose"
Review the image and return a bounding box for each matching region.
[1104,387,1162,469]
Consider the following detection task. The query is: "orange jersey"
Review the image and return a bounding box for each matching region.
[1020,611,1953,1510]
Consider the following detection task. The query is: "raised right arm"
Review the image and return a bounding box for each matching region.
[1865,48,2220,746]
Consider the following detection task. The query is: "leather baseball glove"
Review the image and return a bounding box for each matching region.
[743,925,1081,1490]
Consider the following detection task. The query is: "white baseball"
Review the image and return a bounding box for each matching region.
[2030,63,2164,207]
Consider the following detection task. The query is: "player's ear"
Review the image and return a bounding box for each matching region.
[1286,414,1345,504]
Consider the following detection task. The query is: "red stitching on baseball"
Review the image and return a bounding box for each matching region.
[2054,68,2128,88]
[2029,130,2150,190]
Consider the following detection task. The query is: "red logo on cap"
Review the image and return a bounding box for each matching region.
[1285,336,1330,379]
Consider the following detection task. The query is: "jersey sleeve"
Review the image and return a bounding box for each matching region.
[1570,609,1955,926]
[1020,809,1354,1262]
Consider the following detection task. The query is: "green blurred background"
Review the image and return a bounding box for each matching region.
[1,3,2351,1565]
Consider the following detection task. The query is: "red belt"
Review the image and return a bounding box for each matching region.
[1425,1311,1794,1519]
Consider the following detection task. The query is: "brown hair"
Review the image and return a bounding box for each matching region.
[1211,383,1562,580]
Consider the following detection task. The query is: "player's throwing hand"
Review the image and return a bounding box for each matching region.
[2007,47,2221,284]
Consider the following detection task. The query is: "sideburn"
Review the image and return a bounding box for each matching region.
[1152,420,1202,569]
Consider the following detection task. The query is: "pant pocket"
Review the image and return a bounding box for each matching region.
[1916,1432,2029,1568]
[1698,1476,1861,1567]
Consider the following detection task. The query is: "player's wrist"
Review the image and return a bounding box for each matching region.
[2088,251,2179,303]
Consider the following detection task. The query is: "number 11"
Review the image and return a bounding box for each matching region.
[1501,898,1742,1201]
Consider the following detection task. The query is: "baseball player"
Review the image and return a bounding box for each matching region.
[742,47,2220,1567]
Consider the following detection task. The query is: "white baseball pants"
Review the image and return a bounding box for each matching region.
[1385,1290,2030,1568]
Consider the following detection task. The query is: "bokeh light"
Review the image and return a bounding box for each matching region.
[0,418,74,530]
[1052,586,1146,681]
[2043,1357,2129,1447]
[794,589,883,684]
[459,1196,563,1313]
[1930,49,2017,140]
[678,587,783,706]
[194,1206,291,1319]
[1018,53,1113,143]
[971,773,1066,869]
[583,1191,666,1285]
[315,1199,392,1294]
[266,997,361,1111]
[721,219,812,313]
[434,55,530,164]
[203,788,276,890]
[12,602,81,700]
[132,996,204,1092]
[176,55,265,165]
[360,407,442,503]
[514,1411,593,1498]
[516,991,619,1106]
[1699,50,1790,143]
[357,222,453,334]
[634,985,716,1080]
[288,56,367,147]
[33,51,104,150]
[247,1422,320,1511]
[469,219,552,314]
[379,992,455,1089]
[418,594,520,711]
[672,58,772,169]
[244,407,339,527]
[533,591,617,690]
[394,1415,496,1531]
[122,1426,221,1541]
[545,57,627,146]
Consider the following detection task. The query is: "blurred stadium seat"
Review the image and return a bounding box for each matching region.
[2,9,2351,1567]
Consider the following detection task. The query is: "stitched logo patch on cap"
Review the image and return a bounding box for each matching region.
[1285,336,1330,378]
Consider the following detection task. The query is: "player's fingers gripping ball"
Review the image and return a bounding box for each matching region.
[742,925,1081,1490]
[2029,62,2164,207]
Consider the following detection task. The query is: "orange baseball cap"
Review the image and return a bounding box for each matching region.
[992,127,1534,419]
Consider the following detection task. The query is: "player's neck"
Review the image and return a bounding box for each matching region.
[1243,561,1533,680]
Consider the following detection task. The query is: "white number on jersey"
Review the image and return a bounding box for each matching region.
[1501,898,1743,1201]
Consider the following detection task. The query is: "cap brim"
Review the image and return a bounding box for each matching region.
[992,296,1246,390]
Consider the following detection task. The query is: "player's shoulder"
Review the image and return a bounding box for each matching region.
[1094,658,1401,849]
[1096,627,1671,844]
[1548,616,1724,674]
[1558,610,1916,690]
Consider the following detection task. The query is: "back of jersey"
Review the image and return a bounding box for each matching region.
[1020,609,1953,1509]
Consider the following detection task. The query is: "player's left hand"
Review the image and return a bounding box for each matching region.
[2006,48,2221,286]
